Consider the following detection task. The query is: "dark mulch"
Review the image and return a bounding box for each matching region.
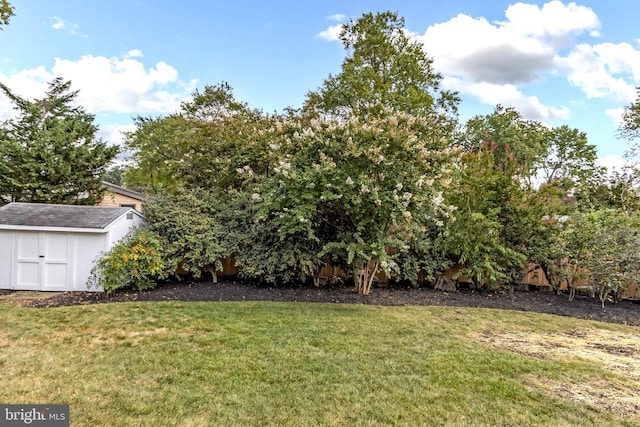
[23,280,640,327]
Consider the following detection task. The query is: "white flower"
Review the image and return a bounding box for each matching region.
[396,183,403,191]
[360,184,370,194]
[375,199,382,206]
[251,193,261,202]
[402,192,412,202]
[346,176,354,186]
[278,160,291,170]
[403,211,412,222]
[435,220,444,227]
[433,192,444,207]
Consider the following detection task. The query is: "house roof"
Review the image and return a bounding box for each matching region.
[101,181,145,201]
[0,202,136,230]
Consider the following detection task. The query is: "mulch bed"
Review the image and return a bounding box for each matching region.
[23,280,640,327]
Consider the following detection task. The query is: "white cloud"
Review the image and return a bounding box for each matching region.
[315,24,342,42]
[0,51,196,120]
[51,16,66,30]
[412,1,605,121]
[51,16,84,37]
[558,42,640,103]
[605,108,625,126]
[457,81,570,120]
[97,123,137,147]
[498,1,600,39]
[49,53,193,114]
[125,49,144,58]
[597,154,627,174]
[327,14,345,22]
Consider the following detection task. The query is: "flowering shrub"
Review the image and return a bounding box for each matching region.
[258,110,456,294]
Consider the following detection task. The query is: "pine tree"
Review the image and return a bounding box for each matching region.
[0,77,118,205]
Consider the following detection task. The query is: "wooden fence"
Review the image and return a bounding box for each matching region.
[210,257,640,299]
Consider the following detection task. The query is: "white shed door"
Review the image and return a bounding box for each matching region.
[16,232,70,291]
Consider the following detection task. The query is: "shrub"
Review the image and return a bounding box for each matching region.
[89,230,165,294]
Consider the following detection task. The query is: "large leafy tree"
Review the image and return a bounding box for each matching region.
[124,82,270,193]
[441,146,527,288]
[538,125,601,189]
[0,78,118,205]
[305,11,458,125]
[444,107,593,289]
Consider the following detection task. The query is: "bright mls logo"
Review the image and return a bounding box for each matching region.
[1,405,69,426]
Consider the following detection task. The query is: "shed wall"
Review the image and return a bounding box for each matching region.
[0,230,14,288]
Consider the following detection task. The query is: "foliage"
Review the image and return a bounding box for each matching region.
[538,125,602,189]
[577,165,640,212]
[118,10,639,301]
[305,11,458,124]
[460,106,547,181]
[0,78,118,205]
[102,165,125,186]
[0,0,13,28]
[619,86,640,143]
[88,230,164,294]
[575,210,640,306]
[258,111,455,293]
[143,189,229,281]
[123,82,269,193]
[441,148,526,289]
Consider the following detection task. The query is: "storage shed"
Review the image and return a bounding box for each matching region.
[0,203,145,292]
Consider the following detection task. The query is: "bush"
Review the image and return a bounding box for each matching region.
[89,230,165,294]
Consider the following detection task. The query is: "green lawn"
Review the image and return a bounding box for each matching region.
[1,301,638,426]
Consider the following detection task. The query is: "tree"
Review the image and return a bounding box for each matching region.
[577,165,640,212]
[461,106,547,181]
[124,82,270,193]
[305,11,458,124]
[441,147,527,289]
[571,210,640,307]
[1,0,13,28]
[619,87,640,144]
[538,125,601,189]
[259,110,455,294]
[0,78,118,205]
[103,165,125,186]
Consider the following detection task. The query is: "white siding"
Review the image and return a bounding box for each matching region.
[74,233,109,291]
[0,230,14,288]
[106,211,146,247]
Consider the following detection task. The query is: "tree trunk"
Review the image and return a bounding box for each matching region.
[355,259,379,295]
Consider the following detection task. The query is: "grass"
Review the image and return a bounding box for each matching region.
[1,301,638,426]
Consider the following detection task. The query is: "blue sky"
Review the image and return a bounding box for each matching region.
[2,1,640,170]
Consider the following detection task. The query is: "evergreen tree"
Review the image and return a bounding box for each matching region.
[0,77,118,205]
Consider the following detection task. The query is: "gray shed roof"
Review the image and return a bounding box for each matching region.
[0,202,134,229]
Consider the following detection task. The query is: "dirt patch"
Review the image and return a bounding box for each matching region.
[21,280,640,327]
[475,329,640,417]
